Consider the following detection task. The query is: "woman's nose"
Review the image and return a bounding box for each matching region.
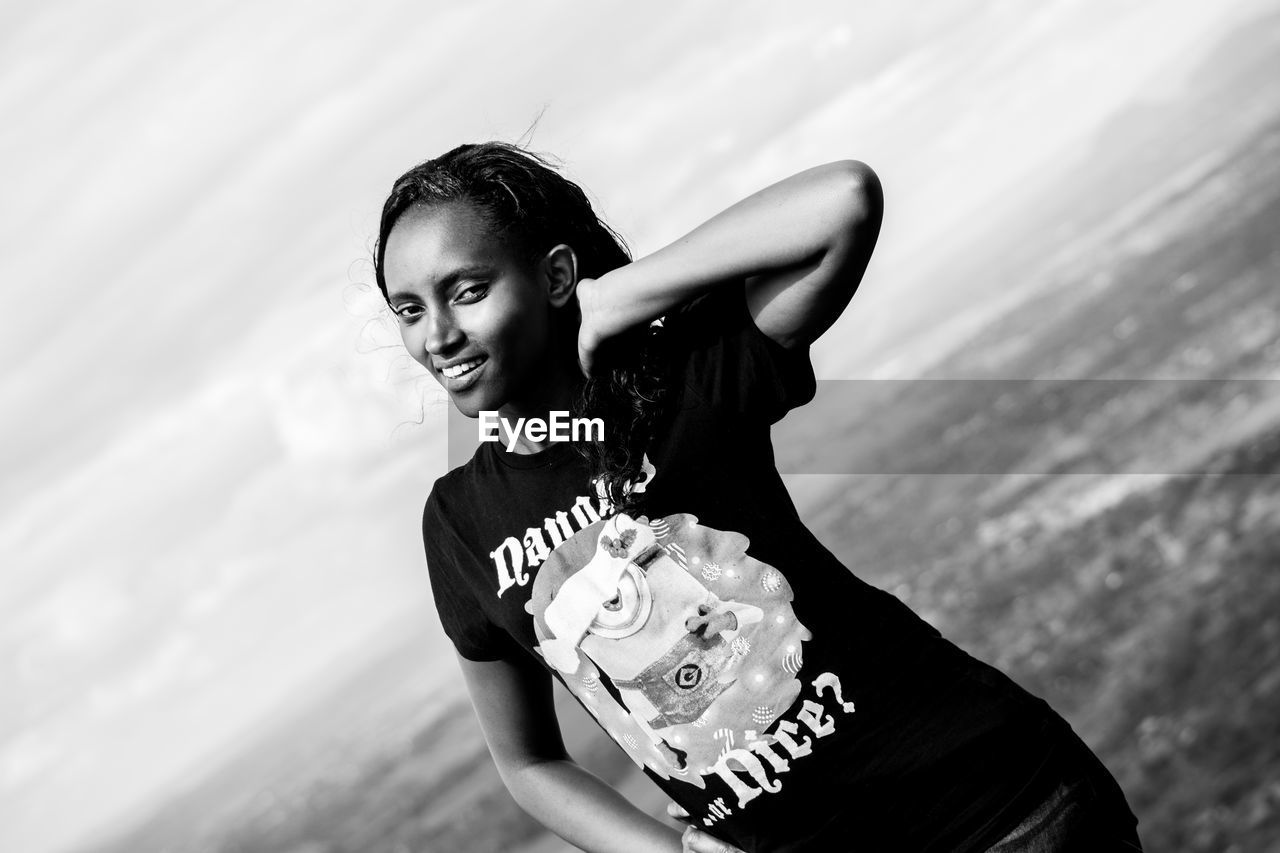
[423,308,463,355]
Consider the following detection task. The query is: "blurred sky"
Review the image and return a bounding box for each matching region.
[0,1,1268,850]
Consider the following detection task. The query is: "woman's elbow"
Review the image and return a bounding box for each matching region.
[496,757,539,811]
[495,751,565,807]
[827,159,883,238]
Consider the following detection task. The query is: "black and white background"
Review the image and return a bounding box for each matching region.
[3,2,1279,851]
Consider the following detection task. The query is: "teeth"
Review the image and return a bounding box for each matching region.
[441,358,482,379]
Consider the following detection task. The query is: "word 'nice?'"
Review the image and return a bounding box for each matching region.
[479,410,604,451]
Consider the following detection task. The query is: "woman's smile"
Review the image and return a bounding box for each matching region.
[437,355,488,390]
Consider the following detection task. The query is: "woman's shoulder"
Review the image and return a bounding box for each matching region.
[421,460,496,569]
[423,445,496,527]
[660,279,817,424]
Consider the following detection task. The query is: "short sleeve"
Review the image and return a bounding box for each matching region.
[662,281,817,425]
[422,488,519,662]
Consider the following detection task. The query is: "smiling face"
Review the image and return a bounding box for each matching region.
[382,201,577,418]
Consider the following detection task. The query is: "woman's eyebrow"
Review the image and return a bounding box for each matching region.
[387,264,496,302]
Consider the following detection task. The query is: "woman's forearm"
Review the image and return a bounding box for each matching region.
[504,757,682,853]
[580,159,878,348]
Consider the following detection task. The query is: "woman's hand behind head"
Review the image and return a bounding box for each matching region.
[575,276,601,378]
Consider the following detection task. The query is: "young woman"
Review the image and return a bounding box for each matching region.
[373,142,1144,853]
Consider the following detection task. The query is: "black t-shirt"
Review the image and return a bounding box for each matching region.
[423,285,1069,853]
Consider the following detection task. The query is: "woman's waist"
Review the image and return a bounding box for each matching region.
[654,675,1068,851]
[745,712,1071,852]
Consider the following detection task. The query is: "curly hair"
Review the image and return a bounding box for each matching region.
[373,141,668,514]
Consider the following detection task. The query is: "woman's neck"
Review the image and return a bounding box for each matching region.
[496,368,583,455]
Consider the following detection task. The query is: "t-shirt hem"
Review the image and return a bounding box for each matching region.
[943,716,1070,853]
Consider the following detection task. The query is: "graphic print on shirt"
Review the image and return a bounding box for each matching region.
[487,455,657,598]
[525,511,818,797]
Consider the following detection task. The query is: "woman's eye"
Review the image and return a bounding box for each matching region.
[394,304,424,321]
[454,283,488,304]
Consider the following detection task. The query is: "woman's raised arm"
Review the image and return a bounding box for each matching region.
[577,159,883,365]
[456,653,743,853]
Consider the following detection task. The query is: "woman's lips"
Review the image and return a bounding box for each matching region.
[439,356,487,391]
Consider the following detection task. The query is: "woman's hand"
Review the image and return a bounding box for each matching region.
[668,802,746,853]
[576,276,601,378]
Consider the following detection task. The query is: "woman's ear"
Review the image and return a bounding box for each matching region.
[542,244,579,308]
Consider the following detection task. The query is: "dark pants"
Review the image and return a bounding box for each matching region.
[985,731,1143,852]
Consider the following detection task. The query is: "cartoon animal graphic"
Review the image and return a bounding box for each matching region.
[526,512,812,786]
